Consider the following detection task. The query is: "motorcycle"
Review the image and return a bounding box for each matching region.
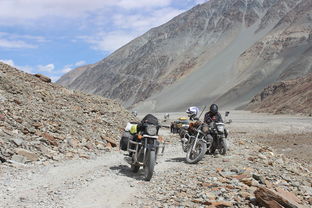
[208,121,228,155]
[182,122,213,164]
[181,120,229,163]
[121,115,165,181]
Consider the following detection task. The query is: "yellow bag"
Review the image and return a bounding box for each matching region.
[130,124,138,134]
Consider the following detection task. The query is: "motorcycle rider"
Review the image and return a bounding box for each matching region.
[204,104,223,124]
[186,106,199,121]
[204,104,228,138]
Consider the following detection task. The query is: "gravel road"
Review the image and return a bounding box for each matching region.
[0,111,311,207]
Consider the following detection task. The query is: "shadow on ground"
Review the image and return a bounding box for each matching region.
[109,165,146,181]
[165,157,186,163]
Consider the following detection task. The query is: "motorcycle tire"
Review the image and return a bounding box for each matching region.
[219,139,227,155]
[182,141,188,153]
[144,150,156,181]
[209,143,216,154]
[186,140,207,164]
[131,164,140,173]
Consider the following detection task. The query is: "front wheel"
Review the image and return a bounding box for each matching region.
[144,150,156,181]
[131,164,140,173]
[219,138,227,155]
[186,140,207,164]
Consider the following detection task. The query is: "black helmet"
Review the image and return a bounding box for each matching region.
[210,104,218,114]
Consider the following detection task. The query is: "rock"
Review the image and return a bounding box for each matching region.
[0,95,6,102]
[11,138,24,146]
[192,200,233,207]
[106,142,112,149]
[0,63,133,163]
[34,74,51,83]
[232,174,250,180]
[11,155,26,164]
[42,133,58,146]
[255,187,305,208]
[32,122,42,129]
[300,186,312,196]
[101,136,117,148]
[252,174,266,184]
[15,148,39,161]
[67,138,79,148]
[239,191,252,199]
[0,155,7,163]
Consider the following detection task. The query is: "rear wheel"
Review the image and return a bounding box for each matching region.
[144,150,156,181]
[186,140,207,164]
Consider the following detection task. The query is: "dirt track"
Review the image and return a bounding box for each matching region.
[0,111,311,207]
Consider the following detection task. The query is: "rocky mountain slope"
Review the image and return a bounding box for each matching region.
[247,73,312,115]
[57,64,94,87]
[58,0,311,112]
[0,62,133,164]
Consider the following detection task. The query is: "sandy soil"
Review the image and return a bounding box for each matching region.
[0,111,311,207]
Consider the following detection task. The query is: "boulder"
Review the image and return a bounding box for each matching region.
[12,138,24,146]
[254,187,307,208]
[34,74,51,83]
[101,136,117,147]
[11,155,26,164]
[15,148,39,161]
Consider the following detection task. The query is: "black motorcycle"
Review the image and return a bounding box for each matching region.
[208,121,228,155]
[121,114,165,181]
[183,122,213,164]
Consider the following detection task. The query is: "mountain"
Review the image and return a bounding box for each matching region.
[57,64,94,87]
[57,0,311,112]
[247,72,312,115]
[0,62,132,163]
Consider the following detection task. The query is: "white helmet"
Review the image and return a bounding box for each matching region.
[186,106,199,116]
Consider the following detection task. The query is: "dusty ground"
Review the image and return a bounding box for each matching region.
[0,111,311,207]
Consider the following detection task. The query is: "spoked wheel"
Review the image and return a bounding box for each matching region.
[144,150,156,181]
[186,140,207,164]
[182,141,188,153]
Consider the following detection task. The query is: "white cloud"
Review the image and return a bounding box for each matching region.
[117,0,172,9]
[0,32,46,49]
[81,31,137,52]
[60,60,86,73]
[0,59,15,66]
[112,7,184,32]
[0,39,36,49]
[0,0,175,26]
[194,0,208,4]
[82,7,184,52]
[37,64,55,72]
[75,60,86,67]
[0,59,33,73]
[50,76,61,82]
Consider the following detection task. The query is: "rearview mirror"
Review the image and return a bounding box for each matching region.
[225,111,230,117]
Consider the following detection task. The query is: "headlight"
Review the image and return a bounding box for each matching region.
[146,125,157,136]
[217,125,224,133]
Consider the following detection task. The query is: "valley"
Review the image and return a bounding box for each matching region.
[1,111,311,207]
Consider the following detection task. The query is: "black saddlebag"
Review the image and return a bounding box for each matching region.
[120,132,133,151]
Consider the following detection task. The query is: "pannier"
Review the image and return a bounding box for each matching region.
[120,131,133,151]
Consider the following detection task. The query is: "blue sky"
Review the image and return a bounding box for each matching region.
[0,0,207,81]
